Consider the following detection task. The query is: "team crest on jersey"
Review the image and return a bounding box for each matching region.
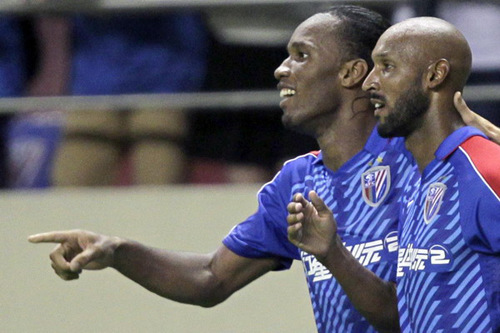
[424,182,447,224]
[361,166,391,207]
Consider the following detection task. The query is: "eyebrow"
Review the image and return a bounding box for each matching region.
[372,51,390,59]
[288,40,315,51]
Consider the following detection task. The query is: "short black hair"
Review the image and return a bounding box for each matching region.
[326,5,390,68]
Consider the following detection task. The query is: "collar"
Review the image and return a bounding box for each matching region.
[364,125,396,155]
[435,126,488,160]
[312,151,323,165]
[312,126,393,166]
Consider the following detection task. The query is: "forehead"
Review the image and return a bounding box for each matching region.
[372,29,413,62]
[288,13,341,49]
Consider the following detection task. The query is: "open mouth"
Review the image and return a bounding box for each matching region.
[374,102,385,110]
[280,88,296,98]
[370,95,386,111]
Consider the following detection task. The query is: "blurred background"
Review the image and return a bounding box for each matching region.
[0,0,498,189]
[1,0,499,332]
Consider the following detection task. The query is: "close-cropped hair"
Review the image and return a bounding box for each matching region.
[326,5,390,68]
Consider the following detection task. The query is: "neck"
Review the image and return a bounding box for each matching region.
[406,98,465,173]
[317,96,376,171]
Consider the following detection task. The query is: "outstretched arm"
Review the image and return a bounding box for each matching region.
[455,91,500,145]
[28,230,280,307]
[287,191,400,333]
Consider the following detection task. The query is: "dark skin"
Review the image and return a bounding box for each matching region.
[364,17,472,172]
[288,17,477,331]
[276,13,375,171]
[32,230,278,307]
[29,13,487,332]
[454,91,500,146]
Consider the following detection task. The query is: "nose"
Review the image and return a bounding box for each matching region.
[362,70,379,92]
[274,57,291,80]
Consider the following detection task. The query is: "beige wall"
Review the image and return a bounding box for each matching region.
[1,185,316,333]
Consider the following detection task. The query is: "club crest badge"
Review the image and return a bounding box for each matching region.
[424,182,447,224]
[361,166,391,207]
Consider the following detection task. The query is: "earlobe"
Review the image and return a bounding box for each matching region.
[340,59,369,88]
[427,59,450,89]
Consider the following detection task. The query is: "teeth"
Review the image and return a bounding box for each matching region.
[375,103,383,109]
[280,88,296,98]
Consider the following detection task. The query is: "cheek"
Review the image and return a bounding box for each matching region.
[314,76,340,99]
[306,88,337,112]
[383,82,404,104]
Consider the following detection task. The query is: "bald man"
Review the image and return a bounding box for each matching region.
[364,16,500,331]
[288,17,500,332]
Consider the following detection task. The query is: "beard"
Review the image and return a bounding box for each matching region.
[377,82,430,138]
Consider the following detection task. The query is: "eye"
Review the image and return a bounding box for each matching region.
[298,52,309,60]
[382,62,395,72]
[292,50,309,62]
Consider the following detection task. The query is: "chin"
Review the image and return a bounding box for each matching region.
[281,116,309,136]
[376,123,394,138]
[281,113,292,127]
[377,122,414,139]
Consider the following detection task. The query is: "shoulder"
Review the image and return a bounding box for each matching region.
[281,151,320,170]
[259,151,320,192]
[458,136,500,198]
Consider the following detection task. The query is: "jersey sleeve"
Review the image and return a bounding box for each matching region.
[458,137,500,254]
[223,165,301,270]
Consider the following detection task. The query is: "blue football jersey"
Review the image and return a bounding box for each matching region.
[223,128,415,332]
[397,126,500,333]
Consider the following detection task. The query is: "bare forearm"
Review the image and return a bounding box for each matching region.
[485,121,500,145]
[111,239,225,307]
[29,230,278,307]
[320,236,400,332]
[111,240,278,308]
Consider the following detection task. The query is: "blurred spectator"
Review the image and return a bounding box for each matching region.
[0,16,64,189]
[52,12,208,186]
[0,17,24,188]
[8,17,67,189]
[394,0,500,126]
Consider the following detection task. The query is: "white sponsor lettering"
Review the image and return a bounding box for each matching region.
[302,253,333,282]
[302,234,399,283]
[397,244,451,277]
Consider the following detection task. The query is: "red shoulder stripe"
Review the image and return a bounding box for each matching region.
[460,136,500,198]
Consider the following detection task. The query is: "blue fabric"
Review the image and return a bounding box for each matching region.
[397,127,500,332]
[70,12,208,95]
[0,17,26,97]
[7,112,63,188]
[224,128,415,332]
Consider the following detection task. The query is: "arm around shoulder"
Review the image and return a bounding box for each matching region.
[455,92,500,145]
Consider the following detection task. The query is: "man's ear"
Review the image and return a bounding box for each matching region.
[426,58,450,89]
[339,59,369,88]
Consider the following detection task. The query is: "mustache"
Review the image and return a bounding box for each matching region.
[369,93,385,101]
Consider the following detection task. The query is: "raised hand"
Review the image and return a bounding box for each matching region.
[286,190,338,260]
[455,91,500,145]
[28,230,122,280]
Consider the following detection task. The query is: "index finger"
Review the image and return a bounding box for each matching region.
[28,231,72,244]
